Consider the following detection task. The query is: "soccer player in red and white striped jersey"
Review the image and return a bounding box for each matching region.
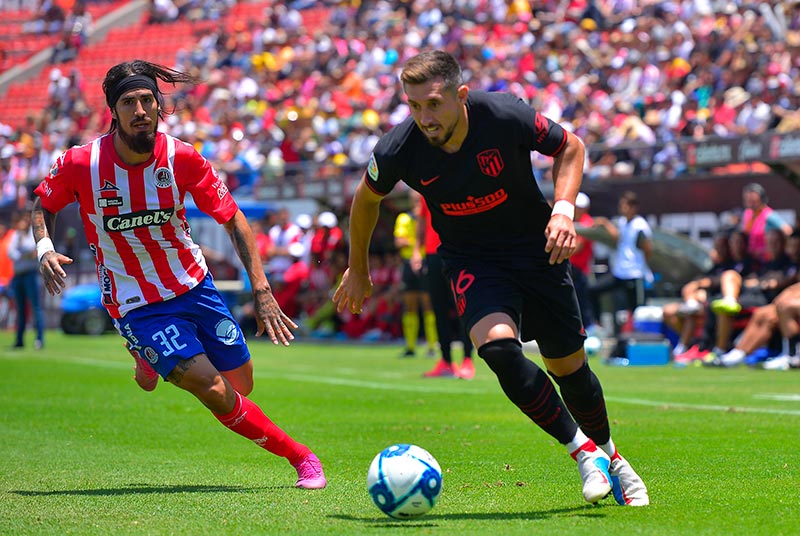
[31,60,325,489]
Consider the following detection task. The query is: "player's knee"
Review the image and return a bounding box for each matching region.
[225,373,253,396]
[477,338,523,370]
[549,361,598,394]
[170,359,231,412]
[195,374,233,413]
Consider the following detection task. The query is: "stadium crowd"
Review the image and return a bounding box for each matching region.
[3,0,800,208]
[1,0,800,363]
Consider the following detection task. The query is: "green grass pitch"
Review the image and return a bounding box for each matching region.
[1,331,798,535]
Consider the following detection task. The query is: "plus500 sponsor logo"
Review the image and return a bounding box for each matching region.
[440,188,507,216]
[103,208,174,232]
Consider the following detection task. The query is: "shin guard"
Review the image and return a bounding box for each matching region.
[478,338,577,444]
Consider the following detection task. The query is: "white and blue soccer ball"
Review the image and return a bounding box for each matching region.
[367,444,442,519]
[584,335,603,357]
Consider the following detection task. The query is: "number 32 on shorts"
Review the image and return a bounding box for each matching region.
[152,324,187,356]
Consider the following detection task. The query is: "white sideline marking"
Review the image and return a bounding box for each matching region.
[265,372,480,395]
[603,396,800,416]
[753,394,800,402]
[274,372,800,416]
[5,353,800,416]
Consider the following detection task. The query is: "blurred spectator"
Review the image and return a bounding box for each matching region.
[0,221,15,330]
[6,211,44,349]
[248,212,274,273]
[706,228,799,365]
[271,242,309,320]
[265,206,303,279]
[739,182,793,264]
[310,210,343,264]
[571,192,597,332]
[0,144,26,209]
[667,230,748,364]
[148,0,179,24]
[588,191,653,337]
[23,0,66,35]
[49,1,91,64]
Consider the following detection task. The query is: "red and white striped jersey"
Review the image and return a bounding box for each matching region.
[35,132,238,318]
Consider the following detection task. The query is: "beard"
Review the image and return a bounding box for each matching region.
[421,122,456,148]
[117,123,156,154]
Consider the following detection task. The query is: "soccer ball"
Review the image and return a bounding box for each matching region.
[584,335,603,357]
[367,444,443,519]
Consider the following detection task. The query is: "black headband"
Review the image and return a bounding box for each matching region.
[106,74,160,109]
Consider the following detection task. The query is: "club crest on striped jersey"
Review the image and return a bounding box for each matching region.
[154,167,174,188]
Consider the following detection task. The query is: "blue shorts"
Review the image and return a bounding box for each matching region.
[114,274,250,379]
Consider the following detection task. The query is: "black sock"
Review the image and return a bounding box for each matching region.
[549,362,610,445]
[478,338,577,444]
[440,344,452,364]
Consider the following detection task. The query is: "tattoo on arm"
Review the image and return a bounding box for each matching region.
[230,226,253,269]
[31,200,58,242]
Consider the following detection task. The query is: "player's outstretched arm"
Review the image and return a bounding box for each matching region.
[31,197,73,295]
[223,209,297,345]
[333,177,382,314]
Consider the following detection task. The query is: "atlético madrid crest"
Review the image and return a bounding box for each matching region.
[476,149,503,177]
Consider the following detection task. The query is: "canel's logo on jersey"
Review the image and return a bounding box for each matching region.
[476,149,503,178]
[215,319,239,346]
[103,208,174,232]
[439,188,508,216]
[367,153,379,181]
[154,167,174,188]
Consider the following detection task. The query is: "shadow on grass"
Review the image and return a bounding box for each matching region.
[330,504,606,524]
[10,483,277,496]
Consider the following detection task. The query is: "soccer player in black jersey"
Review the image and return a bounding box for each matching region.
[333,50,648,506]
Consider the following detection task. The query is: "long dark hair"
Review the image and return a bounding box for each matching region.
[102,59,199,133]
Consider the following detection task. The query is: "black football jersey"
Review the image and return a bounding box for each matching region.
[365,90,568,266]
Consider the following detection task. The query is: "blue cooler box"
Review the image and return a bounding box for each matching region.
[626,338,671,366]
[632,305,665,335]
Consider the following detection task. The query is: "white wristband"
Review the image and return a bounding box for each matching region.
[551,200,575,220]
[36,237,55,263]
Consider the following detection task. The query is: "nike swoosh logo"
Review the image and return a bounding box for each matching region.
[420,175,440,186]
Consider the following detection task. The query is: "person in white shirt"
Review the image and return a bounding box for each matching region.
[588,191,653,335]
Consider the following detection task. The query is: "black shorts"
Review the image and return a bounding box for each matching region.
[441,255,584,358]
[401,259,428,292]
